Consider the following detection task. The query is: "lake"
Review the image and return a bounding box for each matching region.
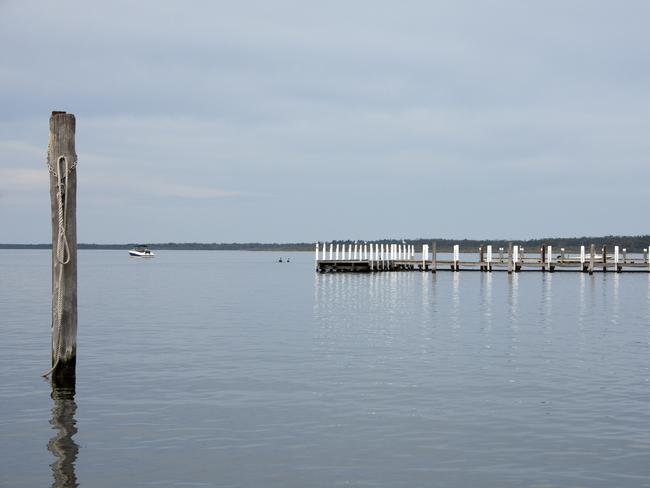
[1,250,649,487]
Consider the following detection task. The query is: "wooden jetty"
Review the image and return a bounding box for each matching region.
[315,242,650,274]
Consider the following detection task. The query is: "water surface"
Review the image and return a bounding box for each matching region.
[1,250,649,487]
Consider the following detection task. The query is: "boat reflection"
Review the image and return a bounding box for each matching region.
[48,384,79,488]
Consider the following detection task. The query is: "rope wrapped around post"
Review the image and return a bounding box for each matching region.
[43,155,76,378]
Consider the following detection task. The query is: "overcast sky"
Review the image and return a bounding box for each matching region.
[1,1,649,243]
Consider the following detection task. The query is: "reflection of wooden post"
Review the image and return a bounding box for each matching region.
[49,388,78,487]
[46,111,77,386]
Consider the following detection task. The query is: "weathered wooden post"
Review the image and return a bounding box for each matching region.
[589,244,595,275]
[602,245,607,272]
[431,241,437,273]
[507,242,513,274]
[315,242,319,271]
[44,112,77,387]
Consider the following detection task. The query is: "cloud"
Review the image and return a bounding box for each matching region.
[2,1,650,241]
[147,182,240,199]
[0,168,48,193]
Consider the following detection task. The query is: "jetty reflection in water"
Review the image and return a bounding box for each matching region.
[48,386,79,488]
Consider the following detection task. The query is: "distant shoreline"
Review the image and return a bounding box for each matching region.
[2,235,649,252]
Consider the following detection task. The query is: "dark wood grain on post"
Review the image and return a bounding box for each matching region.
[48,111,77,387]
[589,244,595,275]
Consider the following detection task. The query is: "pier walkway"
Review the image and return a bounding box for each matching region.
[315,242,650,274]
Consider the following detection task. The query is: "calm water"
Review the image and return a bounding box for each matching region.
[1,250,650,487]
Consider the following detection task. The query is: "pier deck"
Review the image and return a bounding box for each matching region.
[315,242,650,274]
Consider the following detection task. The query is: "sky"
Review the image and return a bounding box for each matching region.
[1,0,649,243]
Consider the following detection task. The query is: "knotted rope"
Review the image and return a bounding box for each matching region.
[43,155,75,378]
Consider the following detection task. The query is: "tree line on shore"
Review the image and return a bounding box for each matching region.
[2,235,650,252]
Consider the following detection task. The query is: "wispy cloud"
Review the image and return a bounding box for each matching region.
[149,182,240,199]
[0,168,48,192]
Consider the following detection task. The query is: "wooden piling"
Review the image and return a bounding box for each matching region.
[46,112,77,386]
[507,242,513,274]
[431,241,437,273]
[589,244,595,275]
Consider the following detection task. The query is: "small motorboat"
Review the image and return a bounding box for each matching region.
[129,246,155,257]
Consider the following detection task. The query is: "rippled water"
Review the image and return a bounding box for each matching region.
[1,250,649,487]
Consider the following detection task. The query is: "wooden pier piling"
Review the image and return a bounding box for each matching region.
[507,242,513,274]
[431,241,437,273]
[45,111,77,386]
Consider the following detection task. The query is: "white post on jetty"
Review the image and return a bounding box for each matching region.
[614,245,619,272]
[453,244,460,271]
[335,244,339,260]
[422,244,429,268]
[580,245,585,267]
[513,245,519,271]
[329,243,333,260]
[315,242,319,269]
[486,245,492,271]
[353,244,358,260]
[547,246,553,272]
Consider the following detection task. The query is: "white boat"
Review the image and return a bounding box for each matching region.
[129,246,155,257]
